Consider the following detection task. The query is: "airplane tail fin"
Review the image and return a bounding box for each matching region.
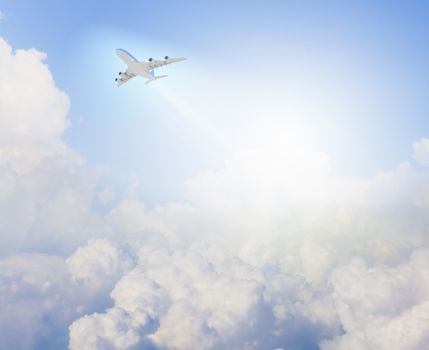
[145,75,168,84]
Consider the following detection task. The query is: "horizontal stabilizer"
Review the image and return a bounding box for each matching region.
[145,75,168,84]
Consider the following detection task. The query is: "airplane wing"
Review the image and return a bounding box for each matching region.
[116,49,138,66]
[116,70,136,87]
[147,57,187,70]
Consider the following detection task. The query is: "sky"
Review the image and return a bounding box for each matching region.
[2,0,429,204]
[1,1,429,350]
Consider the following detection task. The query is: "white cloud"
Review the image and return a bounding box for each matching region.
[1,36,429,350]
[69,308,141,350]
[66,146,429,349]
[413,138,429,167]
[322,249,429,350]
[0,37,73,174]
[0,254,75,349]
[66,239,134,293]
[69,241,275,350]
[0,37,103,257]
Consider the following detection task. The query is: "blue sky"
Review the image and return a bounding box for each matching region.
[2,0,429,204]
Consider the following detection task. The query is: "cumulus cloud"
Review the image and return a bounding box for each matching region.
[65,142,429,350]
[1,36,429,350]
[323,249,429,349]
[67,239,133,289]
[0,37,72,174]
[0,38,112,257]
[0,254,70,349]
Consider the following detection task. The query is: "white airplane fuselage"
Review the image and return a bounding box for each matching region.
[126,61,153,80]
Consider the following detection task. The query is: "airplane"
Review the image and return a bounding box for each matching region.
[115,49,186,87]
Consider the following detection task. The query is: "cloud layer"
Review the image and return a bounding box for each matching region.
[1,37,429,350]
